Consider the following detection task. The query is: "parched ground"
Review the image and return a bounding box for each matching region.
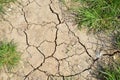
[0,0,113,80]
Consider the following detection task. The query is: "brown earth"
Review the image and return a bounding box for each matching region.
[0,0,114,80]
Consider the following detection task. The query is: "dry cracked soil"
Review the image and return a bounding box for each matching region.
[0,0,115,80]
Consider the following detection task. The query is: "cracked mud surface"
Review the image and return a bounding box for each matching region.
[0,0,116,80]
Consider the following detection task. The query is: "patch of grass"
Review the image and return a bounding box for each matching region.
[96,61,120,80]
[0,41,20,70]
[92,55,120,80]
[64,0,120,33]
[0,0,16,13]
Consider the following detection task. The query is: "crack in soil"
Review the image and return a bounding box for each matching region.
[0,0,116,80]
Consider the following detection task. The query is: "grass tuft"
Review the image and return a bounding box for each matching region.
[0,41,20,70]
[63,0,120,34]
[0,0,16,13]
[97,61,120,80]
